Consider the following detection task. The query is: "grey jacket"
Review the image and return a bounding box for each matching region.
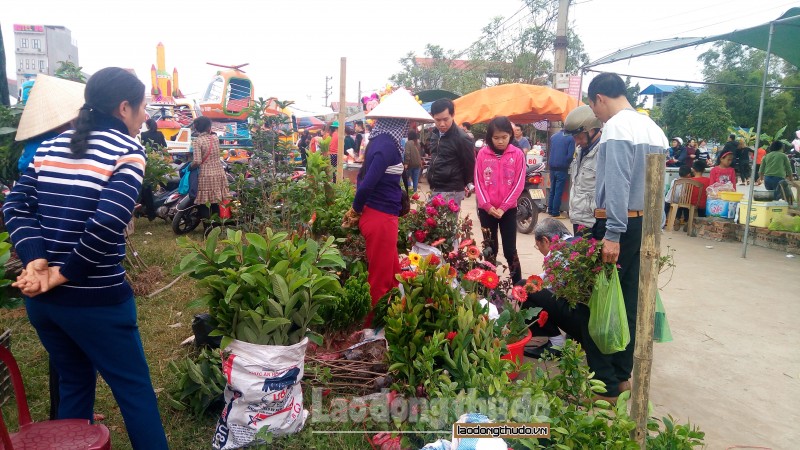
[569,140,599,228]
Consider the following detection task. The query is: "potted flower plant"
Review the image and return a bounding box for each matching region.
[542,234,611,308]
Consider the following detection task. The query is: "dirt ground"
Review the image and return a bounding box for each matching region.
[505,214,800,450]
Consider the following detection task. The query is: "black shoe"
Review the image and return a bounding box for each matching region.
[523,341,562,359]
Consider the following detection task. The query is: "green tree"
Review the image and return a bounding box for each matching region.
[660,87,733,142]
[698,41,796,137]
[660,87,697,139]
[624,76,645,109]
[55,61,86,83]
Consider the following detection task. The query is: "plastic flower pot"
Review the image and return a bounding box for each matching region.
[501,329,532,380]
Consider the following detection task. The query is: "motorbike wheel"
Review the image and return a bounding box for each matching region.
[516,191,539,234]
[172,206,202,235]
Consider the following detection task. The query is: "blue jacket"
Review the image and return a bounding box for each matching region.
[352,134,403,215]
[548,131,575,171]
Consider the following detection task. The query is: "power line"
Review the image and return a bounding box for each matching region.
[582,68,800,91]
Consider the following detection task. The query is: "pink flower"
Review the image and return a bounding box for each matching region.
[459,239,474,249]
[448,199,460,212]
[569,252,579,261]
[548,274,556,283]
[512,286,527,303]
[426,206,437,216]
[481,260,497,271]
[465,268,485,281]
[426,217,437,228]
[431,195,446,207]
[576,225,586,232]
[414,230,427,242]
[409,209,418,215]
[553,261,561,268]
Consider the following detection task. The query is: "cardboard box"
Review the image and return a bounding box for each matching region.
[738,201,789,228]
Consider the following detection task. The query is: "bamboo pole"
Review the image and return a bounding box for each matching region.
[631,153,665,447]
[337,57,346,183]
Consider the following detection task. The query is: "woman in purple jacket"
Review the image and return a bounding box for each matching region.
[474,116,526,283]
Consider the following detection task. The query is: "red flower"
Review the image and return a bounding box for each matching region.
[412,192,420,200]
[481,271,499,289]
[466,246,481,260]
[400,270,417,280]
[431,195,446,207]
[425,297,434,305]
[512,286,527,303]
[447,266,457,278]
[536,311,549,328]
[459,239,474,249]
[414,230,427,242]
[448,200,460,213]
[465,268,485,282]
[427,254,441,266]
[399,256,410,268]
[426,217,437,228]
[425,206,437,216]
[409,209,418,215]
[447,251,458,260]
[446,331,458,342]
[525,275,544,293]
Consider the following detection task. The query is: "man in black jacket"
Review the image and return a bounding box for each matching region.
[426,98,476,207]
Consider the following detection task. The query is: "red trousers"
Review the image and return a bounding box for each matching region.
[359,206,400,327]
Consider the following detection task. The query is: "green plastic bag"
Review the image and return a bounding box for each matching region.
[588,267,631,354]
[654,291,673,343]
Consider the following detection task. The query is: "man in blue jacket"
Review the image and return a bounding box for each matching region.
[547,129,575,218]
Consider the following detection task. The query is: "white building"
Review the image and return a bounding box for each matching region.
[13,24,79,98]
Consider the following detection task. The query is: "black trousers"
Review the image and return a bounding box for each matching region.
[586,217,642,396]
[478,208,521,283]
[522,288,585,339]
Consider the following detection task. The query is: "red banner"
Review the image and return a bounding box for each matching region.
[14,24,44,33]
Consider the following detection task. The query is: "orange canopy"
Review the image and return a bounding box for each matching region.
[453,83,579,125]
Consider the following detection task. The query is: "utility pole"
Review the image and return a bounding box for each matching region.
[553,0,570,85]
[337,59,346,183]
[324,75,333,107]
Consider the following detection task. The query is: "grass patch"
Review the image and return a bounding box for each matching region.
[0,218,379,449]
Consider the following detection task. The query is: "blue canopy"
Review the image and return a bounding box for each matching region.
[640,84,704,95]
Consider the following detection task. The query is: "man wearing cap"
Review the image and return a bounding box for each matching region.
[427,98,476,207]
[563,105,603,236]
[587,72,669,401]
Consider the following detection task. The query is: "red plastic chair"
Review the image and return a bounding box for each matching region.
[0,345,111,450]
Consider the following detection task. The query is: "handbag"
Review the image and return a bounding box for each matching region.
[178,144,213,196]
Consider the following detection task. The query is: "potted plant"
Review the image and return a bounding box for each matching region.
[542,233,610,308]
[398,193,464,254]
[177,227,345,445]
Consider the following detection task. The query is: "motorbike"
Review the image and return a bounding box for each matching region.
[134,176,182,223]
[516,162,546,234]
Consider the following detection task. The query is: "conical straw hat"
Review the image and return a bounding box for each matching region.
[366,88,433,123]
[15,74,86,141]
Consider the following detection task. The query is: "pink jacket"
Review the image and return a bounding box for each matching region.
[474,144,526,213]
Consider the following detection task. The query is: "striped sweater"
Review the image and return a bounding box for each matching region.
[3,117,145,306]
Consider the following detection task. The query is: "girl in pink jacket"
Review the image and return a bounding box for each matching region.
[474,116,526,283]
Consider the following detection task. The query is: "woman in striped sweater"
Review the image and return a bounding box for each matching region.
[4,67,168,449]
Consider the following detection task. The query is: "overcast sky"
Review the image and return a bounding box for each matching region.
[3,0,797,109]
